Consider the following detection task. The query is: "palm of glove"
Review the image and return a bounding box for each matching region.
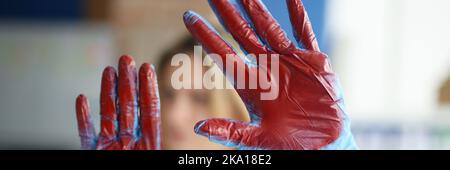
[186,0,346,149]
[195,50,343,150]
[254,50,342,149]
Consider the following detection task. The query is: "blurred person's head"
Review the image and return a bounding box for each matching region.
[157,37,249,150]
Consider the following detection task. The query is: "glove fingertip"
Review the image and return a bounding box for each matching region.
[76,94,90,118]
[194,120,209,136]
[118,55,136,70]
[183,10,200,26]
[76,94,87,104]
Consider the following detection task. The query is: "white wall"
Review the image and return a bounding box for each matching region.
[0,23,114,149]
[327,0,450,149]
[328,0,450,122]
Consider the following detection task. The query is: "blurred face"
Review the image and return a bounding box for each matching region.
[159,55,228,150]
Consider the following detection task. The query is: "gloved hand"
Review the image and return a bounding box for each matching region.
[184,0,357,150]
[75,55,161,150]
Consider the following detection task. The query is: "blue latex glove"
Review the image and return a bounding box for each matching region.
[184,0,358,150]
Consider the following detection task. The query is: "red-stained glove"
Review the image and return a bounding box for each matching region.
[183,0,357,150]
[75,55,161,150]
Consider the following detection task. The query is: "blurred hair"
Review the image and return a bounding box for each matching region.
[157,36,198,76]
[440,75,450,105]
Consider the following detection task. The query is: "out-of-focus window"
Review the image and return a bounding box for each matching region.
[328,0,450,149]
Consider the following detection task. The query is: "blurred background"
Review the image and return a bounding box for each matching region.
[0,0,449,150]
